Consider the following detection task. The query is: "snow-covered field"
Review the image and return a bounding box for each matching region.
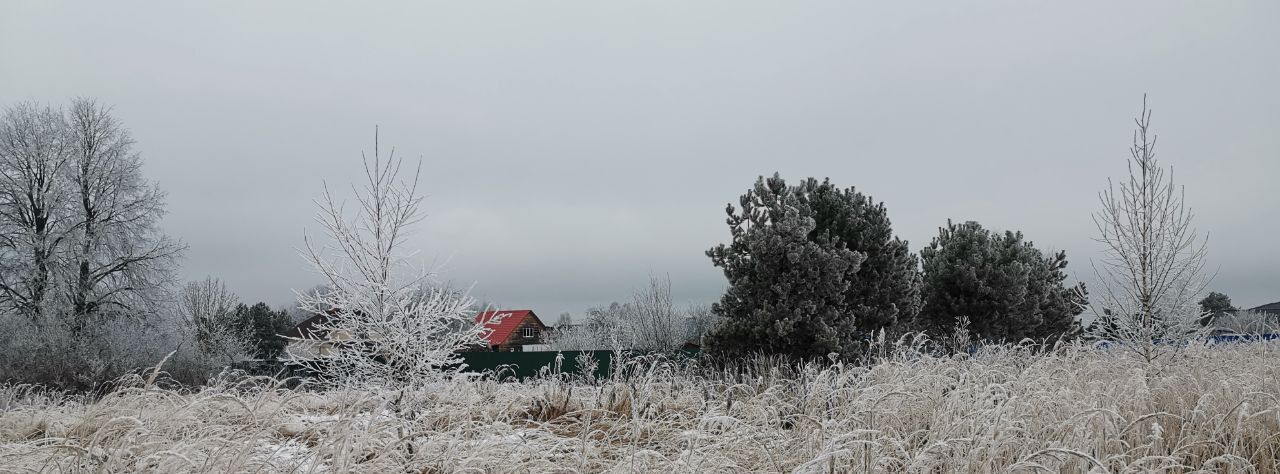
[2,342,1279,472]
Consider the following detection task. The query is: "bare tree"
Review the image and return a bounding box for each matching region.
[1090,95,1210,363]
[547,304,622,351]
[286,133,490,389]
[555,312,572,328]
[627,274,684,351]
[685,303,720,345]
[176,276,249,363]
[0,99,181,328]
[548,276,690,352]
[0,103,68,318]
[582,302,638,351]
[546,324,598,351]
[0,102,74,320]
[63,98,183,323]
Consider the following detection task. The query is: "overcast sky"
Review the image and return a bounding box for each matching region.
[2,2,1277,318]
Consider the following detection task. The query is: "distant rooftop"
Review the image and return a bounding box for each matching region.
[475,310,538,346]
[1250,302,1280,314]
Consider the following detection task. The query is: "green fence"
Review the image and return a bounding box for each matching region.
[235,349,700,382]
[458,349,700,380]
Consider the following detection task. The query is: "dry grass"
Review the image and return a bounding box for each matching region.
[2,341,1280,472]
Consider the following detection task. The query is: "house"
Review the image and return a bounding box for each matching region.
[282,309,353,359]
[474,309,548,352]
[1250,301,1280,317]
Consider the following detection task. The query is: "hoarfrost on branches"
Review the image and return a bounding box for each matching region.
[1089,95,1211,364]
[175,276,252,365]
[0,98,183,327]
[546,275,690,352]
[285,134,492,390]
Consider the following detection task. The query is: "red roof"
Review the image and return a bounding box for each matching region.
[474,310,539,346]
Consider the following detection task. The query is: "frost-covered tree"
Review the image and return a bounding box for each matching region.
[0,99,181,329]
[544,306,629,352]
[1090,96,1210,363]
[918,220,1085,342]
[626,275,685,352]
[63,98,182,322]
[795,178,921,335]
[684,303,720,345]
[554,312,572,328]
[546,323,598,351]
[553,304,622,351]
[286,134,489,389]
[545,277,694,352]
[0,101,74,320]
[585,302,620,333]
[176,276,248,363]
[705,174,867,360]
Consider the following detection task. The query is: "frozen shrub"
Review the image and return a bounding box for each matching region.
[285,137,488,390]
[0,310,242,391]
[1209,310,1280,335]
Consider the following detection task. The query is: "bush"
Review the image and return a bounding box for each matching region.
[1209,310,1280,335]
[0,312,240,391]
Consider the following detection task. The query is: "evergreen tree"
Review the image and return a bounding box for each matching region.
[796,178,922,335]
[705,174,867,359]
[1199,292,1235,314]
[918,220,1085,342]
[233,302,294,360]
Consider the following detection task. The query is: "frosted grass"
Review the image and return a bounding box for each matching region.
[2,341,1278,472]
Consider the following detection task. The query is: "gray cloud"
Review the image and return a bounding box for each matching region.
[2,1,1277,316]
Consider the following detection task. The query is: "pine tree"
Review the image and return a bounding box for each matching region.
[918,220,1084,342]
[796,178,922,335]
[233,302,293,360]
[705,174,867,359]
[1198,292,1234,314]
